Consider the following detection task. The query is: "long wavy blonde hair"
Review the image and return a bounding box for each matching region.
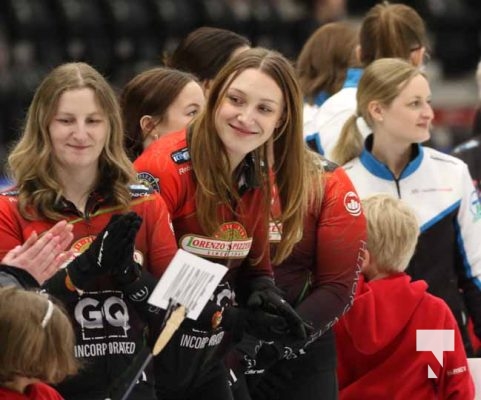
[8,62,136,220]
[190,48,307,264]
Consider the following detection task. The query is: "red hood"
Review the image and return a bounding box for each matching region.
[340,273,428,354]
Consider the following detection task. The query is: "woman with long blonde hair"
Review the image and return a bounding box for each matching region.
[0,62,177,399]
[339,57,481,357]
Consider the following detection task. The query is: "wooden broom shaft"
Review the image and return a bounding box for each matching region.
[153,305,186,356]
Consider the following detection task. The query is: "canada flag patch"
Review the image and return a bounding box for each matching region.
[344,191,362,216]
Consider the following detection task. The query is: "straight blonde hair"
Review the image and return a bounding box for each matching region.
[362,194,419,272]
[332,58,423,165]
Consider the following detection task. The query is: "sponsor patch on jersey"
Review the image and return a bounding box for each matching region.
[128,286,150,302]
[171,147,191,164]
[180,222,252,258]
[71,235,95,253]
[178,165,193,175]
[129,183,153,198]
[0,189,18,197]
[470,190,481,222]
[66,236,143,267]
[137,172,160,193]
[344,191,362,216]
[74,290,131,342]
[269,220,282,243]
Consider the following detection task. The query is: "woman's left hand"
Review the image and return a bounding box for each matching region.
[1,220,74,284]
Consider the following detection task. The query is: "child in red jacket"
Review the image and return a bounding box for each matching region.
[334,194,475,399]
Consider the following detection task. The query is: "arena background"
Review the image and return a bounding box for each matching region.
[0,0,480,185]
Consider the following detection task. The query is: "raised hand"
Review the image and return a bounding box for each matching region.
[67,212,143,289]
[1,220,74,285]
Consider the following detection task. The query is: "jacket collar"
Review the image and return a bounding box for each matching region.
[359,134,424,180]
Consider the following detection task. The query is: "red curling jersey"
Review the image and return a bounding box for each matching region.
[0,185,177,399]
[134,129,272,280]
[0,186,177,278]
[273,158,367,340]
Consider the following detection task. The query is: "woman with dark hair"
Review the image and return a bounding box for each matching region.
[120,67,205,160]
[297,21,361,153]
[165,26,251,93]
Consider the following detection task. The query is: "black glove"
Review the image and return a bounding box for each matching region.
[196,301,289,341]
[247,277,309,340]
[224,306,290,341]
[249,359,293,400]
[67,212,142,289]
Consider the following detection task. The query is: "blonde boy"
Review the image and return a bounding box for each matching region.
[334,194,474,399]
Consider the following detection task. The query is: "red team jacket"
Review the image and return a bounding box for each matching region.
[273,159,366,343]
[0,188,176,278]
[134,129,277,395]
[0,186,177,400]
[135,129,272,279]
[334,273,475,400]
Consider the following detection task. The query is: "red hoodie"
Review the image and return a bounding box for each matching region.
[334,273,475,399]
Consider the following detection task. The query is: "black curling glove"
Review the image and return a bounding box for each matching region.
[67,212,142,289]
[247,276,309,340]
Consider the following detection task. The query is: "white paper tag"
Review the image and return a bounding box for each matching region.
[147,249,228,320]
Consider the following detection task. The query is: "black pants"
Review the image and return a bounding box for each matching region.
[156,360,233,400]
[234,329,338,400]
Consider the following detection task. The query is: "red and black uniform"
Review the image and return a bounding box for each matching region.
[238,159,366,400]
[0,186,177,400]
[274,159,366,338]
[0,383,64,400]
[334,273,474,400]
[134,129,274,399]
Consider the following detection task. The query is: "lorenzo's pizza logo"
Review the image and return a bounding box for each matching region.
[71,236,95,254]
[137,172,160,193]
[344,191,362,216]
[180,222,252,258]
[63,236,144,269]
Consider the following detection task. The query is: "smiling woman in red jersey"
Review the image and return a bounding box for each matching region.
[134,47,309,400]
